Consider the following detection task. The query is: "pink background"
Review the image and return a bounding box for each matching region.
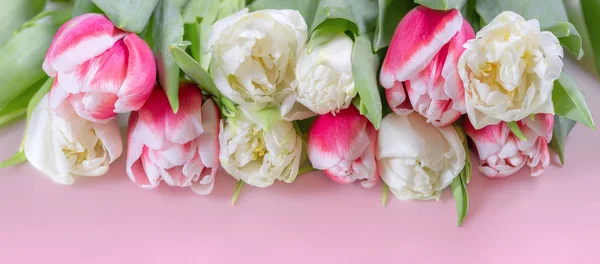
[1,60,599,263]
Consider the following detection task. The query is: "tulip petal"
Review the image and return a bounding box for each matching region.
[380,6,463,88]
[464,119,510,161]
[68,92,119,123]
[114,34,157,113]
[77,39,128,94]
[386,81,414,115]
[92,120,123,163]
[43,14,126,76]
[307,107,369,170]
[126,112,156,187]
[165,84,204,144]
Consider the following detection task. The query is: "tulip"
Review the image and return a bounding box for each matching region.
[219,107,302,188]
[376,113,466,200]
[24,94,123,184]
[380,6,475,126]
[126,84,220,195]
[307,106,379,187]
[43,13,156,123]
[464,114,553,177]
[295,33,356,115]
[458,11,562,129]
[207,9,309,120]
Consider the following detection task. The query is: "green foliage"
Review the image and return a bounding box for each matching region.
[548,115,577,165]
[553,72,595,130]
[0,0,45,46]
[415,0,466,11]
[373,0,414,51]
[92,0,159,33]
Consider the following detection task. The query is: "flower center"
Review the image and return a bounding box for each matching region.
[252,137,267,160]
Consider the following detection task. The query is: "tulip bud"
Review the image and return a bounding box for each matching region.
[307,106,379,187]
[295,33,356,115]
[464,114,554,177]
[380,6,475,126]
[43,14,156,123]
[126,84,221,195]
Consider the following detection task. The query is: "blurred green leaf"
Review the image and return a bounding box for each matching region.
[415,0,466,11]
[0,152,27,169]
[152,0,186,113]
[581,0,600,75]
[461,0,480,32]
[310,0,378,36]
[73,0,104,17]
[217,0,246,20]
[544,21,584,59]
[553,72,595,130]
[476,0,569,28]
[0,7,71,110]
[92,0,159,33]
[0,78,45,127]
[352,35,382,129]
[0,0,45,46]
[373,0,414,51]
[307,19,349,52]
[248,0,318,28]
[507,121,527,141]
[548,115,576,165]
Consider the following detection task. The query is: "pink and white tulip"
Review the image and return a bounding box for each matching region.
[126,84,220,195]
[307,106,379,187]
[380,6,475,126]
[43,14,156,123]
[464,114,554,177]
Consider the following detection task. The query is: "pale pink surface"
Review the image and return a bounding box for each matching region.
[1,60,600,263]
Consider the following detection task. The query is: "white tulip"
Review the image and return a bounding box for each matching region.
[458,11,563,129]
[207,9,310,120]
[376,113,465,200]
[24,95,123,184]
[295,33,356,115]
[219,107,302,187]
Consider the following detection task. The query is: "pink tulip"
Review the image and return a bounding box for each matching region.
[43,14,156,123]
[464,114,554,177]
[380,6,474,126]
[126,83,220,195]
[307,106,379,187]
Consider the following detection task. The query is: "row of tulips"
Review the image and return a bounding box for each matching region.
[0,0,594,225]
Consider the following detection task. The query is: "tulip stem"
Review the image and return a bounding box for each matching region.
[231,180,244,205]
[382,182,389,207]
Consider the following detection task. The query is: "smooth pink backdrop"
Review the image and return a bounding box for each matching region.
[1,60,599,263]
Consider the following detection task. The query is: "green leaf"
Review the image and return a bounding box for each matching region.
[73,0,104,17]
[307,19,349,53]
[352,34,382,129]
[217,0,246,20]
[553,72,595,130]
[231,179,244,205]
[152,0,186,113]
[450,174,468,226]
[0,8,71,110]
[460,0,480,32]
[0,0,45,46]
[476,0,569,28]
[544,21,584,60]
[548,115,576,165]
[581,0,600,76]
[91,0,159,33]
[415,0,466,11]
[373,0,414,51]
[241,107,283,130]
[507,121,527,141]
[382,182,389,206]
[310,0,378,36]
[170,42,220,97]
[0,152,27,169]
[0,78,44,127]
[181,0,220,69]
[248,0,318,29]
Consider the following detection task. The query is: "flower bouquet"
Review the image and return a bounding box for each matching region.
[0,0,596,226]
